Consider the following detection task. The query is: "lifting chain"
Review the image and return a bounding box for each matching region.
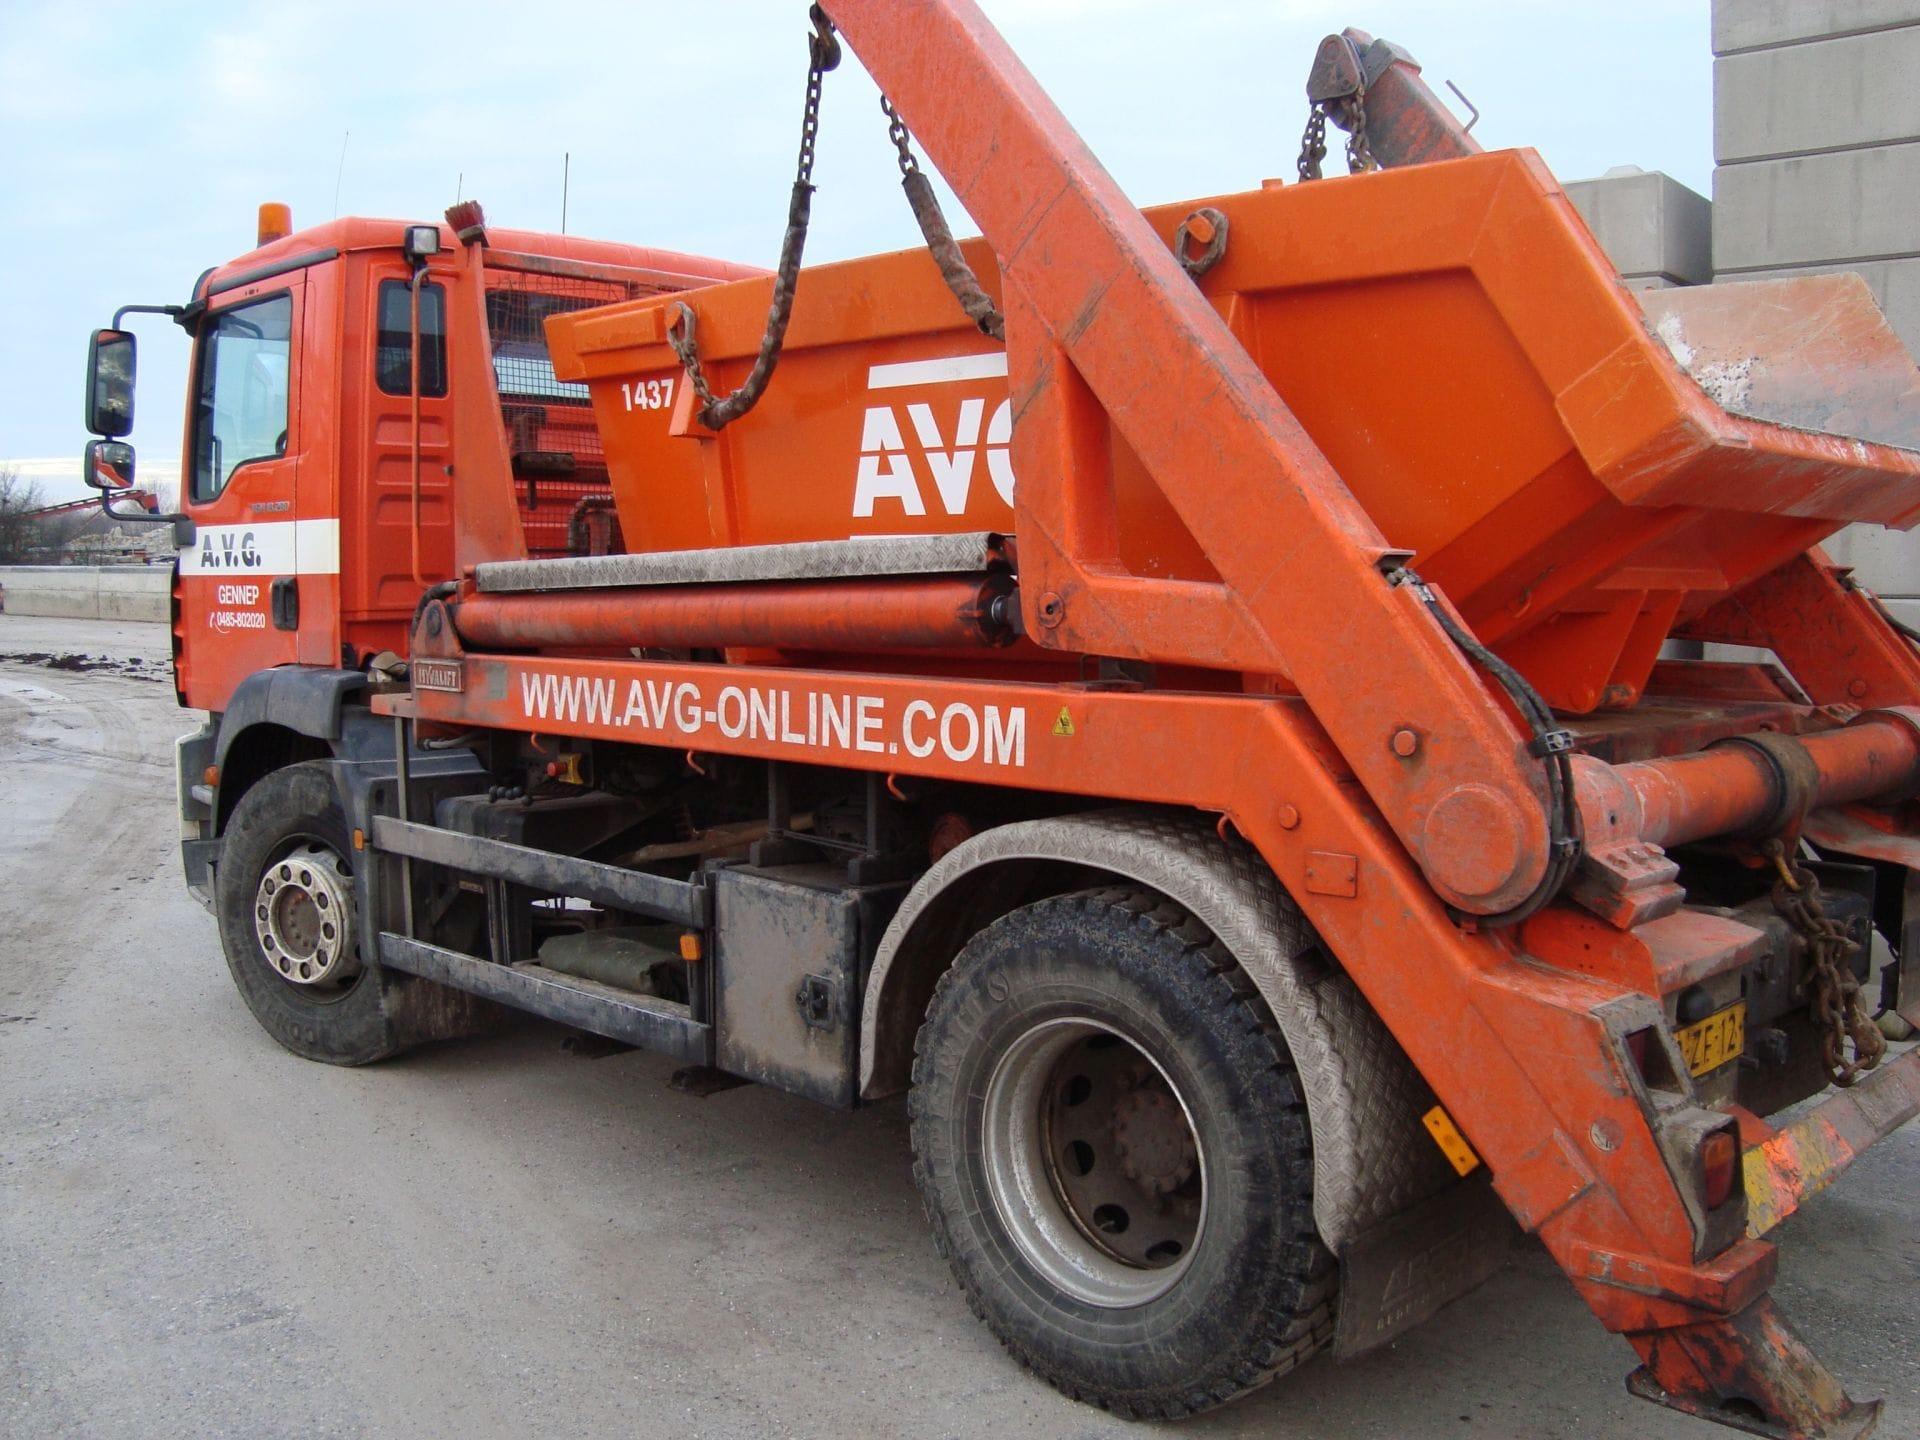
[879,95,1005,340]
[1343,82,1378,175]
[1763,838,1888,1088]
[667,5,840,429]
[1296,106,1329,183]
[1297,34,1377,181]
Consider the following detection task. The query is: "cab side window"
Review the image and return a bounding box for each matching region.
[375,280,448,397]
[191,293,294,501]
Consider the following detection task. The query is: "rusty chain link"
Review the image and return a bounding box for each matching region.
[882,94,916,178]
[1764,839,1888,1088]
[1296,106,1328,182]
[1343,82,1377,175]
[667,5,839,429]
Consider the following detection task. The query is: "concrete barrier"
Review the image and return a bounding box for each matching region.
[0,566,171,623]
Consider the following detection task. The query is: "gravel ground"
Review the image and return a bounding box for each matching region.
[2,613,1915,1440]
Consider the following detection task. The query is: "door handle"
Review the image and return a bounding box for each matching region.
[270,576,298,631]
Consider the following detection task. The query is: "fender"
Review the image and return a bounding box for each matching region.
[859,808,1450,1255]
[180,667,374,901]
[210,666,369,770]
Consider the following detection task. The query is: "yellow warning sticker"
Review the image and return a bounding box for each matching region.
[1051,706,1076,737]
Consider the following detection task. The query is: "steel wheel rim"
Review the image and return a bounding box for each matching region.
[981,1016,1206,1308]
[252,839,359,989]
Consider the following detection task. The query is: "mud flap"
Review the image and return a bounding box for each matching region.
[382,969,514,1049]
[1333,1172,1517,1358]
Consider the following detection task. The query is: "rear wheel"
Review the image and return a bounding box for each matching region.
[215,760,401,1065]
[909,887,1334,1419]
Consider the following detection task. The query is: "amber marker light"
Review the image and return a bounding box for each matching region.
[257,202,293,246]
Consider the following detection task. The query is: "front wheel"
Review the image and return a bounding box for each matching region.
[214,760,401,1065]
[909,887,1334,1420]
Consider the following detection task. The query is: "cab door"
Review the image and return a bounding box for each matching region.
[177,276,309,710]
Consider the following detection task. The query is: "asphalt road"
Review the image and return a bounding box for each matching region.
[2,613,1916,1440]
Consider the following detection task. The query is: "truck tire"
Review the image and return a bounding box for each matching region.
[909,886,1334,1419]
[215,760,400,1066]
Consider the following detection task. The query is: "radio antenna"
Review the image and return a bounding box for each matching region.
[332,130,350,217]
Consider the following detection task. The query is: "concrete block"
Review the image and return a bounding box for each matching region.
[0,565,169,623]
[16,568,102,620]
[1714,0,1920,55]
[1713,256,1920,358]
[1563,170,1713,285]
[97,569,170,623]
[1715,27,1920,161]
[1824,524,1920,601]
[1712,143,1920,269]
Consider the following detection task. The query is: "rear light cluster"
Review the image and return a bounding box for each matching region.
[1701,1127,1741,1210]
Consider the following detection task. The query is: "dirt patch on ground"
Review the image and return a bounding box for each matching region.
[0,651,169,684]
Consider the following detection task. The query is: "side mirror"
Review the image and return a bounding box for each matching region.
[86,328,137,437]
[84,439,135,491]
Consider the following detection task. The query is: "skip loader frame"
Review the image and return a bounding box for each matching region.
[93,3,1920,1434]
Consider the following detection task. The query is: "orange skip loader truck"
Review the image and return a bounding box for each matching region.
[82,8,1920,1435]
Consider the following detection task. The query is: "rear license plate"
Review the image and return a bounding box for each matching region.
[1676,1002,1746,1077]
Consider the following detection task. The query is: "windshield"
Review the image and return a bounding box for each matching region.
[192,292,293,500]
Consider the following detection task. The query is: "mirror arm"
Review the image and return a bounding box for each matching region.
[97,489,195,547]
[112,302,183,328]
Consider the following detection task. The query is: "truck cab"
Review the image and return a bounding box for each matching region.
[93,205,760,715]
[83,206,758,883]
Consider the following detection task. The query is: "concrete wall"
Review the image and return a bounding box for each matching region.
[1712,0,1920,603]
[1564,167,1713,288]
[0,566,170,623]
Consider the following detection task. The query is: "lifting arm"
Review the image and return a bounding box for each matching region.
[820,0,1552,915]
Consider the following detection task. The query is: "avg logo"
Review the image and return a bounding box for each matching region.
[853,353,1018,520]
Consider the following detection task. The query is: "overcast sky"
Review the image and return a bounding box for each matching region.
[0,0,1711,502]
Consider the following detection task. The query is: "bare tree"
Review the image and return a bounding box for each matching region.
[36,508,95,555]
[0,466,49,565]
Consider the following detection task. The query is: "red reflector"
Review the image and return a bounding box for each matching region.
[1702,1128,1740,1209]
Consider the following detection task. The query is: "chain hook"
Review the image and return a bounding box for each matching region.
[807,3,840,72]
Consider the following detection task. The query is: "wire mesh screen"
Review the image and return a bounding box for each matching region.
[483,270,645,557]
[484,274,629,414]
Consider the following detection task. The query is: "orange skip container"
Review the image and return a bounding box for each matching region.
[546,150,1920,712]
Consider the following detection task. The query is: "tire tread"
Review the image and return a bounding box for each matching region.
[908,885,1335,1420]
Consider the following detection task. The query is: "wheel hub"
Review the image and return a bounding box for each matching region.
[981,1018,1207,1308]
[1111,1087,1199,1199]
[253,841,358,986]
